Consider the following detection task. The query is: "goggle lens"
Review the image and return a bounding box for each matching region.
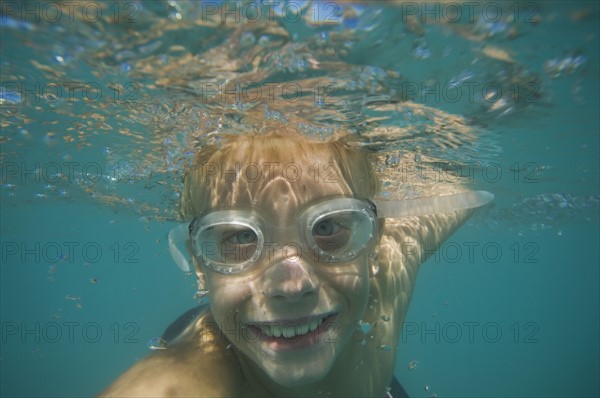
[190,199,376,274]
[309,209,374,262]
[199,225,259,264]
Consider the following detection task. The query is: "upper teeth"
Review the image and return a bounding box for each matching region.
[258,317,324,338]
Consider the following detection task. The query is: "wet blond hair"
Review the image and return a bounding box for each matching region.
[179,126,380,220]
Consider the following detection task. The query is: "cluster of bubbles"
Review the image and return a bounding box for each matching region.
[486,193,599,231]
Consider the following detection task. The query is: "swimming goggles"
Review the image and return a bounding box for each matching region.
[168,191,494,274]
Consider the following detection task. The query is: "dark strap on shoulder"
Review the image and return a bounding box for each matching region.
[161,305,208,343]
[388,375,409,398]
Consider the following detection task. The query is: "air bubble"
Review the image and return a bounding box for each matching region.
[408,360,420,371]
[0,87,22,105]
[258,35,271,46]
[385,154,399,167]
[370,263,379,276]
[357,320,371,334]
[241,32,256,47]
[316,31,329,46]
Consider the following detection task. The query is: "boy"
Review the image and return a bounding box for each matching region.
[100,125,490,397]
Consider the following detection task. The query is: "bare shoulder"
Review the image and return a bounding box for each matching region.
[378,176,479,283]
[373,207,474,332]
[99,313,246,397]
[378,208,473,295]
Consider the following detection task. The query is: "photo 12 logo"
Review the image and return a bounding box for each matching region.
[192,161,339,185]
[1,2,139,24]
[1,241,140,264]
[0,81,138,105]
[391,161,544,185]
[197,81,340,105]
[399,80,541,105]
[0,161,144,185]
[398,2,539,24]
[405,240,540,264]
[198,1,341,24]
[1,321,140,344]
[402,321,540,344]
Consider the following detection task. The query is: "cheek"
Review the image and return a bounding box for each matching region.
[323,260,371,302]
[351,271,371,309]
[205,273,253,322]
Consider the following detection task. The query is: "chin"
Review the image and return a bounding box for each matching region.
[261,352,335,387]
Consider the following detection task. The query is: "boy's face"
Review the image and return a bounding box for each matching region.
[200,167,373,387]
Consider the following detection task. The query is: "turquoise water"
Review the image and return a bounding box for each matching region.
[1,1,599,397]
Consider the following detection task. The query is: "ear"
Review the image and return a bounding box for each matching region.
[168,223,192,273]
[168,225,209,299]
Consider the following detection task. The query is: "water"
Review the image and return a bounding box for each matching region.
[1,1,598,397]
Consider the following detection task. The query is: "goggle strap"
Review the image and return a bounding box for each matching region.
[168,190,494,272]
[374,190,494,218]
[168,223,192,273]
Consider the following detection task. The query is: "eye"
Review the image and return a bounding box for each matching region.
[314,219,340,236]
[227,229,257,245]
[312,217,351,251]
[220,228,258,264]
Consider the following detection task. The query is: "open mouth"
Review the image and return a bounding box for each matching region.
[246,313,338,350]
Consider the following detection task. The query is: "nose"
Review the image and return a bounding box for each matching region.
[262,245,319,301]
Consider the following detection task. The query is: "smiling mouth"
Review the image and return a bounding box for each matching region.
[255,317,323,338]
[247,313,337,340]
